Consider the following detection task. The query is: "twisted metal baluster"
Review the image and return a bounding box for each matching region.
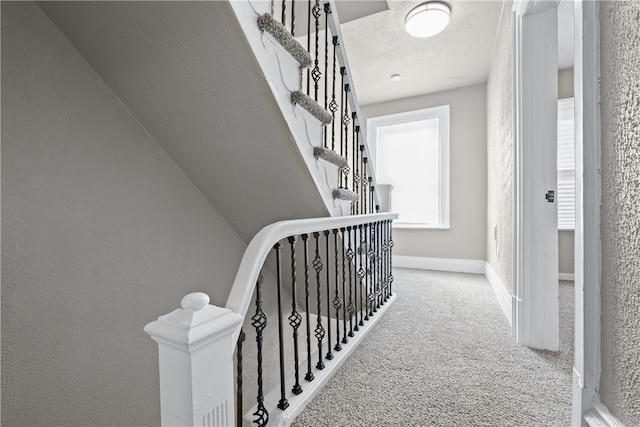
[329,36,338,152]
[290,0,295,37]
[342,75,351,189]
[302,234,314,382]
[332,229,342,351]
[324,230,333,360]
[367,223,375,317]
[346,226,355,337]
[252,275,269,425]
[340,227,348,344]
[274,243,289,410]
[362,158,369,214]
[323,3,330,148]
[287,236,303,395]
[236,328,245,427]
[357,224,366,327]
[313,232,325,370]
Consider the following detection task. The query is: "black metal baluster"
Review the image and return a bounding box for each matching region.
[324,230,333,360]
[302,234,314,382]
[357,224,365,328]
[367,222,376,316]
[376,221,382,310]
[353,121,359,214]
[342,76,351,190]
[388,220,394,297]
[313,232,326,370]
[329,36,338,152]
[332,229,343,351]
[346,226,355,337]
[362,158,369,214]
[382,220,388,302]
[340,227,348,344]
[274,243,289,410]
[236,328,245,427]
[364,222,371,320]
[287,236,303,395]
[323,3,330,148]
[290,0,295,37]
[312,0,321,102]
[306,0,311,95]
[369,179,375,214]
[281,0,286,29]
[252,275,269,425]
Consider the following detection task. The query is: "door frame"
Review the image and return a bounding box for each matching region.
[512,0,560,351]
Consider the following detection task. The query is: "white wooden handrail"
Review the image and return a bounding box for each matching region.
[225,212,397,341]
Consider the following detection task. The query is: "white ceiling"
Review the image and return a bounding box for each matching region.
[338,0,506,106]
[337,0,574,107]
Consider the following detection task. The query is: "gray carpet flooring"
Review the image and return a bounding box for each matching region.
[292,268,574,427]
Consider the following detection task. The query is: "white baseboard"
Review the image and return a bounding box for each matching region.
[393,255,485,274]
[484,262,513,326]
[584,402,625,427]
[559,273,575,281]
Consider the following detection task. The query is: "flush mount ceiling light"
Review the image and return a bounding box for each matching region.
[390,73,402,82]
[405,2,451,38]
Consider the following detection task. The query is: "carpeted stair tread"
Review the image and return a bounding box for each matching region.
[292,91,333,125]
[314,146,348,168]
[257,14,312,68]
[332,188,358,202]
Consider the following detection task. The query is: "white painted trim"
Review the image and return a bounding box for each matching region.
[572,0,602,424]
[485,262,513,325]
[392,256,485,274]
[559,273,575,281]
[584,403,625,427]
[512,0,560,351]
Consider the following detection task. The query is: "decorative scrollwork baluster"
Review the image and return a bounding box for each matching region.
[340,227,348,344]
[312,0,321,102]
[388,220,395,297]
[323,3,330,148]
[329,36,338,153]
[252,275,269,425]
[313,232,325,370]
[357,224,366,327]
[367,223,375,317]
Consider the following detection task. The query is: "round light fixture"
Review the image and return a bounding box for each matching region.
[390,73,402,82]
[405,2,451,38]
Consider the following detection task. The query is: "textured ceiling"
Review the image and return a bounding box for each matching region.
[339,0,506,106]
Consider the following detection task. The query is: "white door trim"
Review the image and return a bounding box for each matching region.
[512,0,560,351]
[572,0,602,424]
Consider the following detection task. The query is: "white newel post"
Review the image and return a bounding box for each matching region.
[144,292,243,427]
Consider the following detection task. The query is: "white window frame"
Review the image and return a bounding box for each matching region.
[367,105,450,229]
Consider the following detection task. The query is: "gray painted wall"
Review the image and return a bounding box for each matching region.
[486,2,513,289]
[599,0,640,424]
[558,67,575,275]
[1,3,248,425]
[362,84,488,261]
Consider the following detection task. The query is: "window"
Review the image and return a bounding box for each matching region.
[367,105,450,228]
[557,98,575,230]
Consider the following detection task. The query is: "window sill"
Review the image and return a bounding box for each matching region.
[393,223,450,230]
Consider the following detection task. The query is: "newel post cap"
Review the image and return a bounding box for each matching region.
[144,292,242,349]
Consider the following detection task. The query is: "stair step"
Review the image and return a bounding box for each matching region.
[257,13,312,68]
[291,90,333,125]
[314,146,348,168]
[332,188,358,202]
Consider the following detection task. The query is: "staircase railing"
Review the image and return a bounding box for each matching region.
[234,0,383,215]
[145,213,396,426]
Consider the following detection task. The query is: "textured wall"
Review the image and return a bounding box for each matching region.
[486,2,513,288]
[362,84,488,261]
[1,2,248,425]
[599,0,640,424]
